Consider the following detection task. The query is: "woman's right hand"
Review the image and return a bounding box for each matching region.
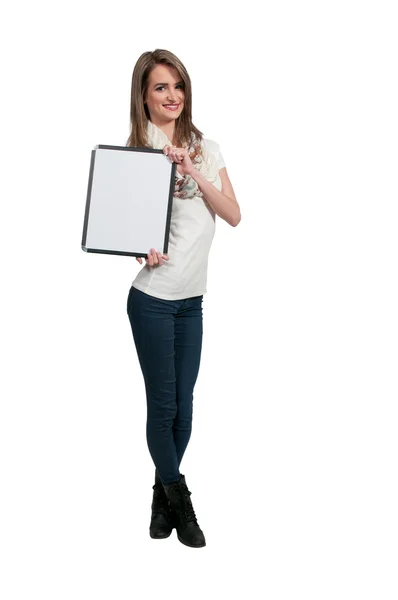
[136,248,169,267]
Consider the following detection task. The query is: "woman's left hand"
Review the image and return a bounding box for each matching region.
[163,145,194,176]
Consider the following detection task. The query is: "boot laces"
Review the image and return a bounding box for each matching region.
[183,488,197,523]
[171,482,197,524]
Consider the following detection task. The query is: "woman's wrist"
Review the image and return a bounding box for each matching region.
[187,166,199,179]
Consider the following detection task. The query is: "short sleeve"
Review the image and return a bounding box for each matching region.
[202,138,226,171]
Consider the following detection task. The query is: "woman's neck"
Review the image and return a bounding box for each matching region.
[150,119,176,145]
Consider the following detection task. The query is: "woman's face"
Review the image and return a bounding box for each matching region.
[144,64,185,124]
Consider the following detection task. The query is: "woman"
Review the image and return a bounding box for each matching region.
[125,49,241,548]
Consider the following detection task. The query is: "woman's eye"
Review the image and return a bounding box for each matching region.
[156,85,183,91]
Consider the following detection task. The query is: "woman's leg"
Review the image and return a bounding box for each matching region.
[173,295,204,467]
[126,286,181,485]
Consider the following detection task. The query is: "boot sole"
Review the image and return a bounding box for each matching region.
[177,533,206,548]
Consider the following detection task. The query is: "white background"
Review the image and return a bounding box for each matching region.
[1,1,397,598]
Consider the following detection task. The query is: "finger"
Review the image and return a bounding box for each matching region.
[158,252,168,265]
[164,145,177,158]
[168,147,182,162]
[136,257,142,264]
[151,248,159,265]
[146,251,153,266]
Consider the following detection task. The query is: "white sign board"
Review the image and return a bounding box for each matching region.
[81,145,176,257]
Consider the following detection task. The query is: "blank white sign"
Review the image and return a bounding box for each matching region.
[81,145,176,257]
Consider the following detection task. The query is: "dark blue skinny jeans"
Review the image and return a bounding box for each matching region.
[126,285,203,485]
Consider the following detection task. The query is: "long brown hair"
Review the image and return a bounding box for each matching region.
[125,49,204,149]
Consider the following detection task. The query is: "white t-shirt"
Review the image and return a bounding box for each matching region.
[131,138,226,300]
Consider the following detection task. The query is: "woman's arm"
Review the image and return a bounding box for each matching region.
[189,167,241,227]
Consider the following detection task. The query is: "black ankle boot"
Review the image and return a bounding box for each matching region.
[149,470,174,539]
[162,474,206,548]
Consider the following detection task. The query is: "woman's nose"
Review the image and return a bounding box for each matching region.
[167,92,180,102]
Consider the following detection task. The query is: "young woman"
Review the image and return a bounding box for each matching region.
[125,49,241,548]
